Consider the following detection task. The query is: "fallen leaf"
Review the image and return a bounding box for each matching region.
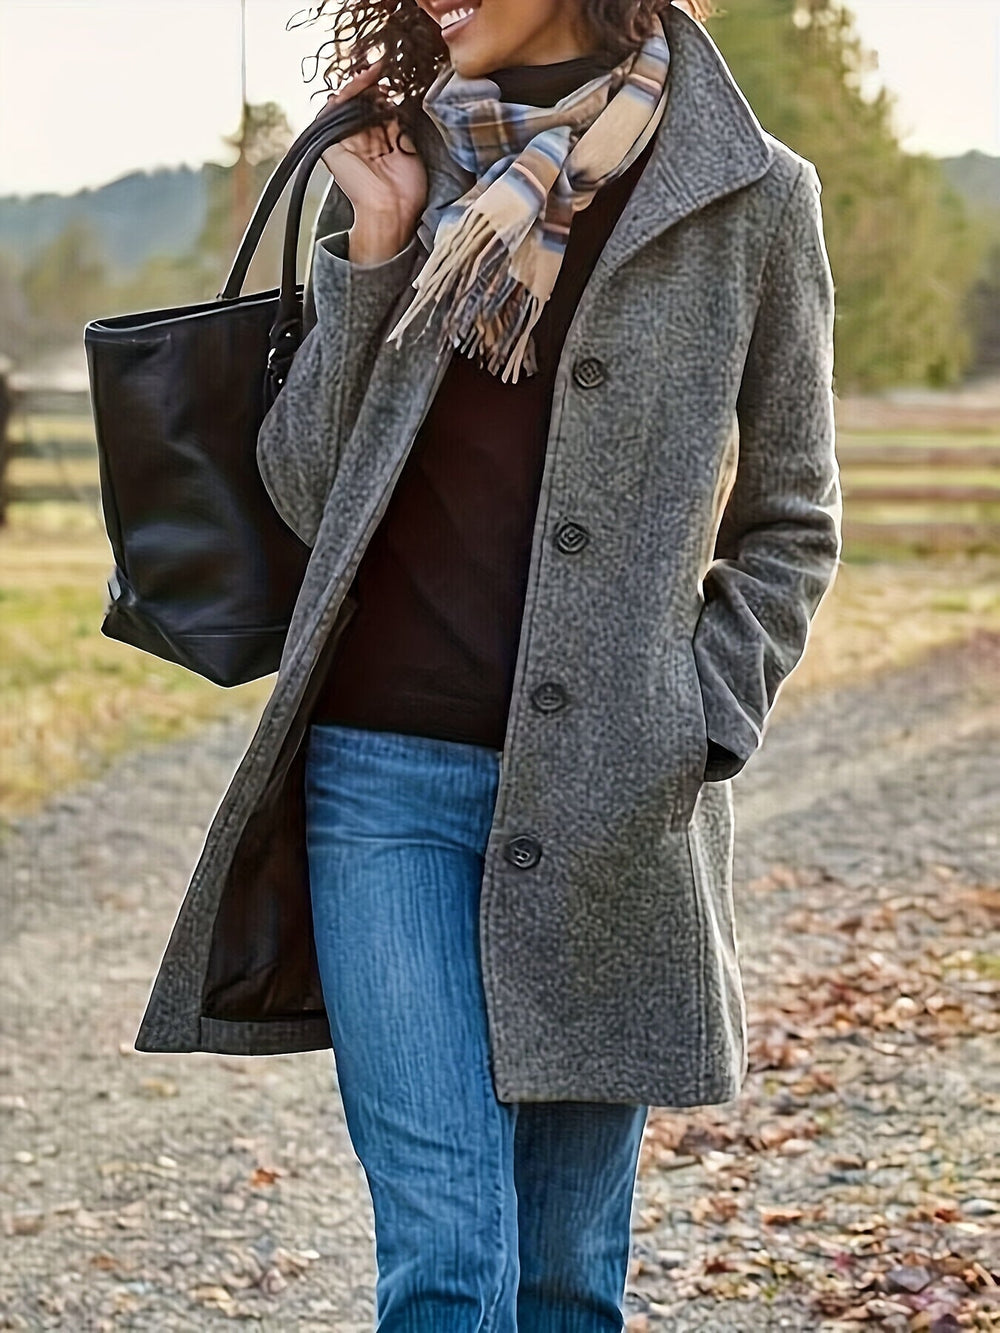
[190,1284,238,1310]
[138,1077,178,1099]
[3,1210,45,1236]
[259,1267,287,1296]
[759,1206,805,1225]
[250,1167,281,1188]
[273,1248,318,1275]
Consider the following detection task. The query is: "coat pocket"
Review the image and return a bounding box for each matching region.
[668,640,709,833]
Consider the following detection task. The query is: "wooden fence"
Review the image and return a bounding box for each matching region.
[838,439,1000,553]
[3,386,98,511]
[4,385,1000,555]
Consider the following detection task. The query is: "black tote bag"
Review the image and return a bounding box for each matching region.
[83,94,382,688]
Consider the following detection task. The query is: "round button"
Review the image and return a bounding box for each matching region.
[572,357,606,390]
[503,836,542,870]
[555,522,589,555]
[530,682,568,714]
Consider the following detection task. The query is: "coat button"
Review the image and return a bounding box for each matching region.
[555,521,589,554]
[503,836,542,869]
[530,681,568,713]
[572,356,606,389]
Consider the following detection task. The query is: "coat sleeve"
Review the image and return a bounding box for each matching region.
[694,159,843,782]
[255,177,422,547]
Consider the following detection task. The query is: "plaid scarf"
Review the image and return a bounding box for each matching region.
[384,16,671,384]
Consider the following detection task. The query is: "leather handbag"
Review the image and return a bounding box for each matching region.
[83,94,381,687]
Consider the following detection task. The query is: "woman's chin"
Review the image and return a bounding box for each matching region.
[447,49,493,78]
[442,31,514,79]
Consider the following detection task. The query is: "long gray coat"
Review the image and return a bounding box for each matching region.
[135,4,841,1109]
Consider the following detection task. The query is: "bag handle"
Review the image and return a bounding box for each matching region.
[263,115,375,405]
[218,92,382,301]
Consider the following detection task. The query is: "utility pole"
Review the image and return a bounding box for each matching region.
[232,0,250,252]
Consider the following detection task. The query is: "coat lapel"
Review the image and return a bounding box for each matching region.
[411,4,775,278]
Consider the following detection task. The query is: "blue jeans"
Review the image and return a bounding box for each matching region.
[304,722,649,1333]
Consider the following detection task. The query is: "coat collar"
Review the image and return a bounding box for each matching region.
[410,4,775,278]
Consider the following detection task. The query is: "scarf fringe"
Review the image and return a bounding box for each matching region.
[386,206,544,384]
[384,18,669,383]
[385,210,495,347]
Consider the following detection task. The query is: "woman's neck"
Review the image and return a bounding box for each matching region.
[487,52,621,108]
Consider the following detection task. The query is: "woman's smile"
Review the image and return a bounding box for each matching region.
[437,5,479,42]
[416,0,600,75]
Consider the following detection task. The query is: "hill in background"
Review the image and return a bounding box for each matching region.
[0,167,208,274]
[1,147,996,278]
[940,149,1000,216]
[0,160,332,280]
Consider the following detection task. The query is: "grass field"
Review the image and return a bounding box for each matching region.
[0,501,271,824]
[2,419,1000,823]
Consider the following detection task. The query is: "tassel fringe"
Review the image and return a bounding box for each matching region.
[383,16,670,384]
[385,206,544,385]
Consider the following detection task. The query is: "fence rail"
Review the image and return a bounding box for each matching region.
[837,443,1000,470]
[836,437,1000,552]
[843,521,994,551]
[4,386,1000,553]
[11,387,93,419]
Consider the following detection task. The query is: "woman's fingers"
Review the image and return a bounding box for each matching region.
[312,54,427,224]
[336,123,390,159]
[323,55,389,109]
[322,120,392,175]
[317,56,392,173]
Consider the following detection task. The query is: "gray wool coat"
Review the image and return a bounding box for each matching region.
[135,3,842,1109]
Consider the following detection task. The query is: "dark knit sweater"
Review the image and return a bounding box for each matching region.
[308,55,735,772]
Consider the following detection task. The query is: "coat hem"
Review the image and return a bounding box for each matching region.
[491,1072,744,1110]
[199,1015,333,1054]
[134,1015,333,1056]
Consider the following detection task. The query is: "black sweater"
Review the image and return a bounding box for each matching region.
[309,55,738,779]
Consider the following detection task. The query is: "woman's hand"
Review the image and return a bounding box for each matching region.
[318,58,429,264]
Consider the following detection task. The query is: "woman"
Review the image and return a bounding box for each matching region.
[136,0,842,1327]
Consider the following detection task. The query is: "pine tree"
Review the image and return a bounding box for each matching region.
[196,101,296,297]
[709,0,986,389]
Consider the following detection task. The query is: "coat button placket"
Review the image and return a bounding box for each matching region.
[497,353,602,886]
[503,835,542,870]
[530,681,568,714]
[571,356,607,390]
[555,521,589,555]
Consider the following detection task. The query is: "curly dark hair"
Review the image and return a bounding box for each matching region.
[290,0,717,143]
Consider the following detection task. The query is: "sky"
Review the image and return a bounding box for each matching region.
[1,0,998,199]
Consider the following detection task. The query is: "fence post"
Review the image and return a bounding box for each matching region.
[0,359,13,528]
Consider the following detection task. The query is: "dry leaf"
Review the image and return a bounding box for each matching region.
[273,1248,318,1275]
[759,1206,805,1225]
[190,1284,238,1312]
[4,1210,45,1236]
[250,1167,281,1187]
[138,1077,178,1099]
[259,1267,287,1296]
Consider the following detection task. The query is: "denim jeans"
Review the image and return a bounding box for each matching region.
[304,722,649,1333]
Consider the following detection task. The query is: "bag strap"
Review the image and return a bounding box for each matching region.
[264,117,372,404]
[218,92,381,302]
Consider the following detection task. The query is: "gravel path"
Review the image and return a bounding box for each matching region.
[2,630,998,1331]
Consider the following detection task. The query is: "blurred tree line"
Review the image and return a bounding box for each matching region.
[0,101,301,358]
[0,0,998,392]
[711,0,994,390]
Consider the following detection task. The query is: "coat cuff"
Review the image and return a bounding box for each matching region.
[305,229,421,341]
[314,228,421,286]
